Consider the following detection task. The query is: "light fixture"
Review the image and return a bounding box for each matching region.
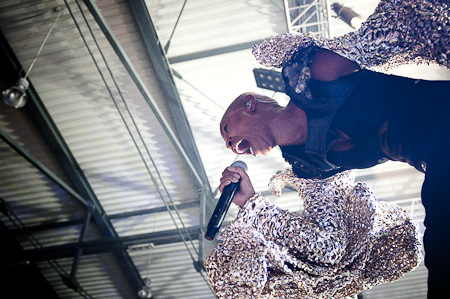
[134,243,154,299]
[332,3,363,30]
[138,286,153,298]
[2,78,29,108]
[2,7,62,108]
[138,278,153,298]
[253,68,285,92]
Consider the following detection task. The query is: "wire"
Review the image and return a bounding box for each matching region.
[163,0,188,53]
[66,0,213,291]
[170,70,243,198]
[172,68,225,111]
[70,0,198,257]
[24,8,62,79]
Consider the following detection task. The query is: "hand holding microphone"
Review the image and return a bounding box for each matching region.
[204,161,255,240]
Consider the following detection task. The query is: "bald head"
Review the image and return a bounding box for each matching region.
[219,92,308,153]
[223,92,278,119]
[219,92,280,156]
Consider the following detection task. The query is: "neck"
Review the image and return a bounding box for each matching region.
[272,101,307,146]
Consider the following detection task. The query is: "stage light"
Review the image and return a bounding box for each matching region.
[332,3,363,29]
[253,68,285,92]
[2,78,29,108]
[2,7,61,108]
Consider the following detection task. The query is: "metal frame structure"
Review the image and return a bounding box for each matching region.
[0,31,144,296]
[0,0,214,297]
[283,0,332,37]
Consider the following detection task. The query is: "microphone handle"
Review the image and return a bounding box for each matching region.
[204,181,239,240]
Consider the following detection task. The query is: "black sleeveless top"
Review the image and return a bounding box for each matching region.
[328,70,450,171]
[282,65,450,178]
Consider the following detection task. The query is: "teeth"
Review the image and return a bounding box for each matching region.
[235,139,243,153]
[249,147,254,155]
[235,139,251,154]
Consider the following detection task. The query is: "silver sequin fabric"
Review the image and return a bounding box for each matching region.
[204,170,421,298]
[252,0,449,70]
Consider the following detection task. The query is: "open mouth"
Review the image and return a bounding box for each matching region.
[235,139,254,155]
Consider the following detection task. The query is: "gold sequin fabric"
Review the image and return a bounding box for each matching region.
[204,170,421,298]
[252,0,450,70]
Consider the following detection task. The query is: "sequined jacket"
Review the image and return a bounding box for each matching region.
[252,0,450,179]
[204,170,421,298]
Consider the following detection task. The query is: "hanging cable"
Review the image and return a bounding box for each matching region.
[65,0,196,255]
[24,7,62,80]
[69,0,199,258]
[65,0,213,291]
[172,68,225,111]
[170,69,243,196]
[163,0,188,53]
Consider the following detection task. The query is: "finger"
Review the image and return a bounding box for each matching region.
[219,176,231,185]
[218,179,231,193]
[229,166,249,180]
[220,172,240,183]
[225,166,245,174]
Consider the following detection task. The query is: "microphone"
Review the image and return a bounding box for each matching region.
[204,161,248,240]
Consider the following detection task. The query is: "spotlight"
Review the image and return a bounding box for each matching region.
[1,7,61,108]
[138,278,153,298]
[2,78,29,108]
[332,3,363,29]
[138,286,153,298]
[253,68,285,92]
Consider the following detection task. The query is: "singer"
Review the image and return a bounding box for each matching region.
[215,0,450,297]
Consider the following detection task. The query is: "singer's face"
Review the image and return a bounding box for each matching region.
[220,105,275,156]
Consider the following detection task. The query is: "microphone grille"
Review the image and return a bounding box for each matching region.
[231,160,248,171]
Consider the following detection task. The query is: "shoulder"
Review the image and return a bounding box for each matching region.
[310,50,360,82]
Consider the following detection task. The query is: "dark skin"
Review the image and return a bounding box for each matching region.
[218,166,254,207]
[219,50,360,206]
[310,49,360,81]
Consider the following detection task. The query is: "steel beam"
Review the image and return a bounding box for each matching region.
[167,39,263,64]
[0,28,144,296]
[6,201,200,234]
[11,227,201,263]
[82,0,207,191]
[124,0,216,264]
[283,0,331,37]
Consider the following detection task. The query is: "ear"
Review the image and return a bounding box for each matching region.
[244,94,256,112]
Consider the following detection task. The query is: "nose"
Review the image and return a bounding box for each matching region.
[226,139,233,149]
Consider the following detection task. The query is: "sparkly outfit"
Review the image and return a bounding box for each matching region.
[205,170,421,298]
[253,0,450,70]
[252,0,450,297]
[206,0,450,297]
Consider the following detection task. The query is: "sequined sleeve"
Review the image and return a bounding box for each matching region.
[237,192,348,267]
[204,170,421,299]
[253,0,450,70]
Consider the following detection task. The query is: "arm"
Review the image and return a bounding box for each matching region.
[310,49,360,81]
[217,167,350,265]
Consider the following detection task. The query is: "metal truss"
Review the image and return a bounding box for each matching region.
[283,0,332,37]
